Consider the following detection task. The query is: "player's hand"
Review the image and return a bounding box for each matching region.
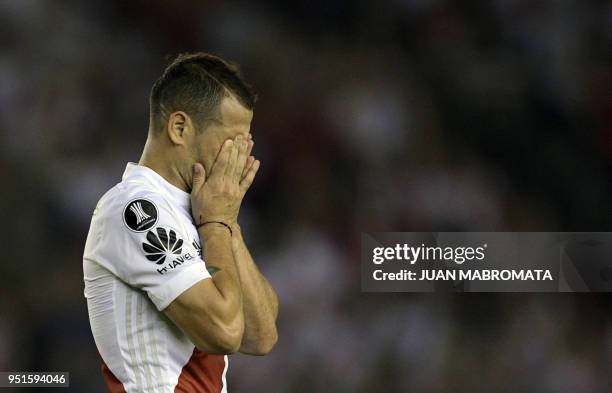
[191,135,259,226]
[240,134,259,191]
[241,134,255,180]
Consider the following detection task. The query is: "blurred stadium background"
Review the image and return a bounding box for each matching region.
[1,1,611,392]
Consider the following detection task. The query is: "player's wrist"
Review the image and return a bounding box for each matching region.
[197,221,233,236]
[230,222,241,234]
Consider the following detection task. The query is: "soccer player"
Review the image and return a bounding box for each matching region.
[83,53,279,393]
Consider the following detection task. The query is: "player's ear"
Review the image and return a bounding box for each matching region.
[166,111,191,145]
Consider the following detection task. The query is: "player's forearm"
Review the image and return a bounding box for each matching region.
[232,227,278,319]
[231,226,278,355]
[200,224,244,323]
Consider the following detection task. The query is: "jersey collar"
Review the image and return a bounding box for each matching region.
[123,163,191,210]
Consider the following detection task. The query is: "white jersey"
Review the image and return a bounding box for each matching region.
[83,163,228,393]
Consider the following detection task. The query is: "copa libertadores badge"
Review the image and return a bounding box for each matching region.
[123,199,158,232]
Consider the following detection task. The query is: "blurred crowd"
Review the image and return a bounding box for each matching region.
[0,1,611,392]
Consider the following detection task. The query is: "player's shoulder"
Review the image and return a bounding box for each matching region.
[95,179,172,233]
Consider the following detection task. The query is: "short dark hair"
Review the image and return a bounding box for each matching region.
[149,52,257,133]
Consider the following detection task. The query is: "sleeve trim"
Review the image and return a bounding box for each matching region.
[148,261,212,311]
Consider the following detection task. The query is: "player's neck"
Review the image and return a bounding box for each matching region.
[139,140,190,194]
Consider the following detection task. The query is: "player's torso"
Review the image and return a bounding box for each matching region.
[84,174,227,393]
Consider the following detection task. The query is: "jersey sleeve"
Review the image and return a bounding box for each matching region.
[90,191,211,311]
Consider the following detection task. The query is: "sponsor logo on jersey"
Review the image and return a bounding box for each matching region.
[142,227,183,264]
[142,227,198,275]
[124,199,158,232]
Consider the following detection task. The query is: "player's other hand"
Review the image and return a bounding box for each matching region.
[191,135,260,227]
[240,134,259,189]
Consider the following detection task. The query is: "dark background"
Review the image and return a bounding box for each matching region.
[0,1,611,392]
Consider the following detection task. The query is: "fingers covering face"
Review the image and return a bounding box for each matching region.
[234,137,249,180]
[240,159,260,193]
[241,140,254,179]
[211,136,254,184]
[224,138,240,179]
[210,139,233,181]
